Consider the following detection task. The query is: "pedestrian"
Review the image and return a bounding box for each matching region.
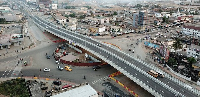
[83,75,86,79]
[40,69,41,71]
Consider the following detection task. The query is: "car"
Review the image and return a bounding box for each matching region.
[132,50,135,53]
[46,55,50,59]
[93,66,101,69]
[55,61,59,64]
[62,85,72,89]
[41,87,48,90]
[97,44,101,47]
[53,81,62,86]
[46,26,48,28]
[44,68,50,72]
[65,66,72,71]
[57,66,63,71]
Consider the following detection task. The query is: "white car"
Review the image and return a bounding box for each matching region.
[43,68,50,72]
[57,66,63,71]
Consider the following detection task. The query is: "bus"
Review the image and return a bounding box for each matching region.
[148,70,159,78]
[148,70,164,78]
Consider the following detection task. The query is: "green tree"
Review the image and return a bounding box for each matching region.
[113,11,118,15]
[65,15,69,18]
[78,15,85,19]
[84,6,91,9]
[65,6,75,9]
[187,57,196,66]
[135,4,142,8]
[167,57,177,67]
[0,18,6,24]
[172,38,182,52]
[162,16,169,23]
[69,13,76,18]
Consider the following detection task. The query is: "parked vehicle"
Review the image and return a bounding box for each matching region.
[93,66,101,71]
[53,81,62,86]
[62,85,72,89]
[41,87,48,90]
[55,61,59,64]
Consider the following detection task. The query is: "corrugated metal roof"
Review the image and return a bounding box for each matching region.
[52,84,98,97]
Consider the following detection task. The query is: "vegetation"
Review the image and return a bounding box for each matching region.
[187,57,197,66]
[135,4,142,8]
[84,6,92,9]
[0,78,29,97]
[172,38,182,52]
[65,6,76,9]
[113,11,118,15]
[79,15,86,19]
[0,18,6,24]
[167,57,177,67]
[162,16,169,23]
[69,13,76,18]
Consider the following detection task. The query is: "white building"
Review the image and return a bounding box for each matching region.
[154,13,162,18]
[26,0,36,2]
[52,83,98,97]
[52,4,58,9]
[186,44,200,58]
[182,25,200,39]
[56,15,67,24]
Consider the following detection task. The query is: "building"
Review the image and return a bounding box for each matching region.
[138,11,145,26]
[52,83,98,97]
[26,0,36,3]
[51,0,58,9]
[0,7,11,13]
[55,14,67,24]
[186,44,200,58]
[133,13,139,27]
[182,24,200,39]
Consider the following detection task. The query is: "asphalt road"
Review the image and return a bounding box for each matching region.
[29,14,200,97]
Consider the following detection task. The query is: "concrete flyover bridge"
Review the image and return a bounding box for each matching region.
[30,15,200,97]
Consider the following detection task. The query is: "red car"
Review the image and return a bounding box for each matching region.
[62,85,72,89]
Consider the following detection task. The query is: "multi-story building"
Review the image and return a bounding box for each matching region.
[138,11,145,26]
[182,23,200,45]
[182,24,200,39]
[133,13,139,27]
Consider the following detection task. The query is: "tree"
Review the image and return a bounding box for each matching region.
[113,11,117,15]
[65,15,69,18]
[172,38,182,52]
[78,15,85,19]
[84,6,91,9]
[167,57,177,67]
[69,13,76,18]
[0,18,6,24]
[162,16,169,23]
[187,57,196,67]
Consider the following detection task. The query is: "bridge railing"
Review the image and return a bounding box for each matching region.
[106,41,200,96]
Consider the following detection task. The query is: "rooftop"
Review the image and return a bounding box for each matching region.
[52,83,98,97]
